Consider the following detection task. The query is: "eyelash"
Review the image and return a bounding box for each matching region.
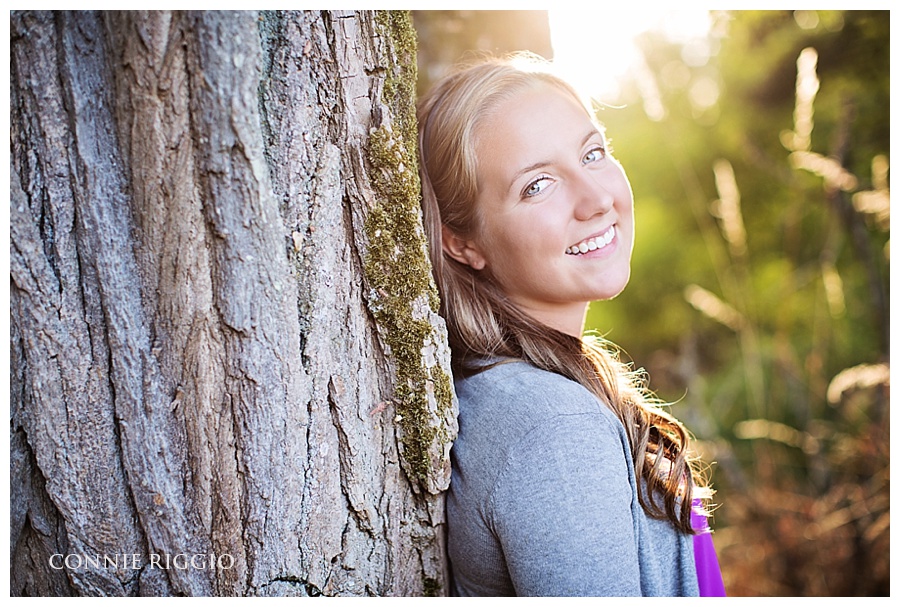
[523,175,553,198]
[521,143,609,198]
[582,145,607,165]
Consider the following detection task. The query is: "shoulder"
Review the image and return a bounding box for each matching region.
[451,360,629,485]
[455,359,614,423]
[449,362,648,596]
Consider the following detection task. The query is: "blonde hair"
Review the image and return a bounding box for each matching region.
[418,54,708,533]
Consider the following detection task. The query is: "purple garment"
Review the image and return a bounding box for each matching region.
[691,500,727,596]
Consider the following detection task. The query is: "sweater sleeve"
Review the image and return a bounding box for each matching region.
[487,411,642,596]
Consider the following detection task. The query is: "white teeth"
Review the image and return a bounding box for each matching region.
[566,226,616,255]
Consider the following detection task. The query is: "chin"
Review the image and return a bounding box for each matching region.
[594,269,632,302]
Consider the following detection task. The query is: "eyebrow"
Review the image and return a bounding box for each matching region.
[507,128,604,193]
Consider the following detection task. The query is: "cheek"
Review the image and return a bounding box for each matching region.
[478,224,516,264]
[613,165,634,207]
[477,217,542,273]
[617,191,635,216]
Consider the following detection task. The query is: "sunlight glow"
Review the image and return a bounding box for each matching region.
[549,10,711,105]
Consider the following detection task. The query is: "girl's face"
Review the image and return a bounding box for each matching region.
[449,84,635,336]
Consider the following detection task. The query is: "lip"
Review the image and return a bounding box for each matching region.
[566,224,617,256]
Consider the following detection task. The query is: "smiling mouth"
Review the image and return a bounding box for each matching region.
[566,225,616,255]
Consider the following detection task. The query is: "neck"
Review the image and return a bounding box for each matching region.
[517,301,588,339]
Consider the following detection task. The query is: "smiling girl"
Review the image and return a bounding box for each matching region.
[417,54,722,597]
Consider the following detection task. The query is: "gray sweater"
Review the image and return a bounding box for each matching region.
[447,361,699,596]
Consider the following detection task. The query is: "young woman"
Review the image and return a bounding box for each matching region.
[417,54,723,597]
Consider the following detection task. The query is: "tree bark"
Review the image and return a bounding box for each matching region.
[10,10,456,597]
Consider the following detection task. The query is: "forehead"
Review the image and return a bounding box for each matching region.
[479,81,593,135]
[473,85,598,187]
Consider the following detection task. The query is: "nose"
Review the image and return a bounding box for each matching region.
[572,170,615,221]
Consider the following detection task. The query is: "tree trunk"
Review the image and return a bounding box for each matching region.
[10,10,456,597]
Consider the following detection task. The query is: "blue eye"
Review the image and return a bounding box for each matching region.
[523,176,553,198]
[582,146,606,165]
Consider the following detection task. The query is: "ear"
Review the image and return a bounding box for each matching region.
[441,225,487,270]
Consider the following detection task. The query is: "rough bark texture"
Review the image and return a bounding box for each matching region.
[10,10,456,597]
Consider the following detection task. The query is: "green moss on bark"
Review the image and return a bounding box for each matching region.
[422,575,442,597]
[363,11,452,488]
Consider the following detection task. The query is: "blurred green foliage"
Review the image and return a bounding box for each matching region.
[594,10,890,596]
[413,10,889,596]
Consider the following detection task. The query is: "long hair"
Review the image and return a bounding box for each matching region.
[417,54,709,533]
